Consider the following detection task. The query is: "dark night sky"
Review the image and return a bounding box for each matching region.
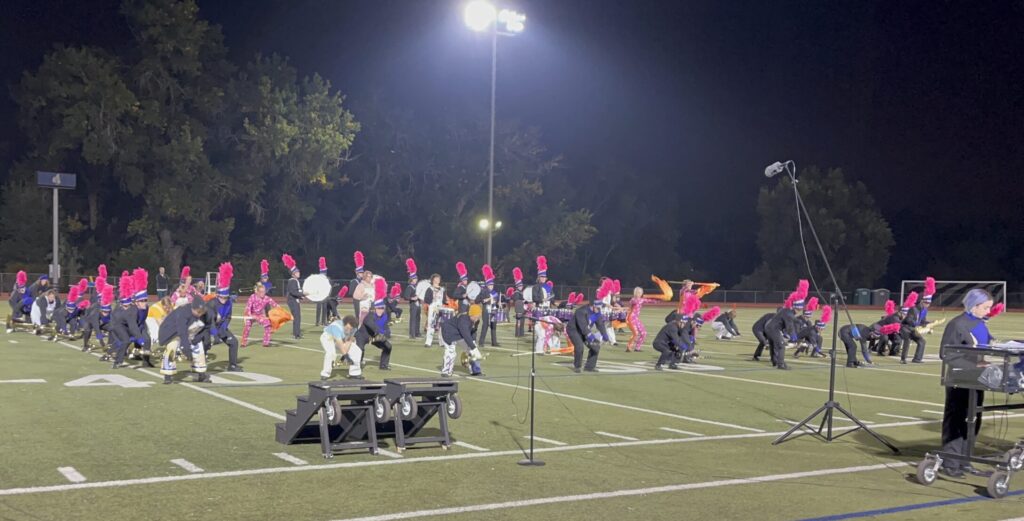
[2,0,1023,287]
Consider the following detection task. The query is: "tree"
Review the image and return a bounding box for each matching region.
[736,166,894,290]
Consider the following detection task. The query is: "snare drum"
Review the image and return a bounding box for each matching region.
[434,308,455,329]
[494,310,509,323]
[557,309,572,321]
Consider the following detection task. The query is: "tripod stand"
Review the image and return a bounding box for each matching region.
[518,314,545,466]
[769,162,899,454]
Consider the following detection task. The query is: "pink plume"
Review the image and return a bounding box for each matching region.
[795,279,809,300]
[568,291,577,303]
[97,264,107,279]
[924,277,936,297]
[456,261,467,278]
[281,254,296,271]
[218,262,233,289]
[884,300,896,315]
[95,277,107,293]
[100,286,114,306]
[988,303,1005,319]
[133,268,148,295]
[77,278,89,294]
[406,258,417,275]
[881,323,902,335]
[783,295,795,309]
[67,287,80,302]
[337,286,349,299]
[260,259,269,275]
[506,287,515,297]
[903,291,918,309]
[820,305,833,324]
[390,282,402,298]
[319,256,327,272]
[683,294,701,316]
[15,271,26,286]
[77,300,90,310]
[121,270,129,280]
[118,276,133,301]
[702,306,721,323]
[536,256,547,272]
[482,264,495,281]
[613,280,621,294]
[180,266,191,280]
[353,251,364,270]
[512,267,523,282]
[374,277,387,299]
[806,297,819,312]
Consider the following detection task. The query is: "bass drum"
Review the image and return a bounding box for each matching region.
[466,282,482,301]
[415,280,431,301]
[522,286,533,303]
[302,274,332,303]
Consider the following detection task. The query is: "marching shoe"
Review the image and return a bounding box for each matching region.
[572,367,582,374]
[668,363,680,370]
[379,365,391,371]
[583,367,600,373]
[320,375,330,381]
[163,376,173,385]
[776,363,790,370]
[346,374,365,380]
[752,356,761,362]
[112,362,128,369]
[193,373,211,383]
[654,364,663,370]
[470,371,484,377]
[226,364,244,372]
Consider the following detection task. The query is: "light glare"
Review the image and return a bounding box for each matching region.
[464,1,497,31]
[479,218,490,230]
[498,9,526,33]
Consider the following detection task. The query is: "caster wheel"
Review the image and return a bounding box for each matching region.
[373,396,392,423]
[916,457,938,486]
[396,446,405,454]
[325,398,343,426]
[1007,448,1023,472]
[441,444,450,451]
[323,453,334,460]
[987,470,1010,499]
[445,393,463,419]
[370,448,379,456]
[399,394,418,421]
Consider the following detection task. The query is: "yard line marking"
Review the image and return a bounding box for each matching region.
[877,413,922,421]
[377,449,403,459]
[57,467,86,483]
[674,370,943,407]
[471,376,765,433]
[327,462,910,521]
[136,368,287,421]
[921,410,945,416]
[170,459,204,473]
[594,431,639,441]
[452,441,489,452]
[5,417,1020,497]
[8,340,18,344]
[0,379,46,384]
[272,453,309,466]
[832,417,873,424]
[524,436,566,446]
[660,427,703,437]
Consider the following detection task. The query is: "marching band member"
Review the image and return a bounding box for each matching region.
[349,251,366,318]
[403,258,421,339]
[259,259,273,294]
[652,313,688,370]
[352,269,375,325]
[597,278,619,346]
[206,262,242,372]
[901,278,935,364]
[531,256,552,309]
[28,275,50,299]
[534,314,565,354]
[106,274,143,369]
[131,268,154,366]
[241,279,278,347]
[81,285,113,351]
[145,295,174,355]
[626,276,673,352]
[452,262,470,312]
[190,280,207,301]
[315,257,329,326]
[792,297,819,357]
[682,305,721,364]
[712,309,742,340]
[512,267,526,337]
[355,278,393,371]
[30,288,60,334]
[478,264,499,347]
[49,285,81,341]
[320,315,361,380]
[387,282,404,327]
[423,273,445,347]
[282,253,305,339]
[750,310,775,362]
[441,304,484,377]
[174,266,193,308]
[158,299,212,384]
[764,280,808,370]
[871,300,902,356]
[7,270,29,328]
[566,280,612,373]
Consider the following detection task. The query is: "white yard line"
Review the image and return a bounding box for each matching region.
[877,413,923,421]
[8,340,18,344]
[594,431,639,441]
[2,417,1012,497]
[659,427,703,437]
[377,449,403,459]
[452,441,489,452]
[57,467,86,483]
[169,459,204,473]
[524,436,566,446]
[272,452,309,466]
[0,379,46,384]
[921,410,945,415]
[137,368,287,421]
[328,462,910,521]
[674,370,944,407]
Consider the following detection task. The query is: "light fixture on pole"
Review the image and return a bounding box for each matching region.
[463,1,525,269]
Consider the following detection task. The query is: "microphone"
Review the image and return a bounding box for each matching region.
[764,161,786,178]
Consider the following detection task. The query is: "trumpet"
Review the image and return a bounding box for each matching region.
[915,317,947,336]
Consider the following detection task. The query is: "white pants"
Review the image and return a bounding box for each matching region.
[320,332,362,378]
[605,325,617,344]
[424,305,440,346]
[442,339,481,376]
[161,338,206,376]
[711,322,732,339]
[535,322,562,353]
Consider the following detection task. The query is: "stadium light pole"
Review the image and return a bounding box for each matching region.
[464,1,525,268]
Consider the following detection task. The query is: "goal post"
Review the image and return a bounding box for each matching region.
[899,280,1006,310]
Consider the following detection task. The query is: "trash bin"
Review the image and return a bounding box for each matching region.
[870,289,891,306]
[854,288,871,306]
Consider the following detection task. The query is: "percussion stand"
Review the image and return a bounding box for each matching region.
[518,315,545,467]
[769,161,899,454]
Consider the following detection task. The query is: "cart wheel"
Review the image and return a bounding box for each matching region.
[445,393,463,419]
[399,394,418,420]
[987,470,1010,499]
[370,448,379,456]
[396,446,405,453]
[441,443,450,451]
[373,396,392,423]
[1007,448,1024,472]
[323,453,334,459]
[327,398,344,426]
[916,458,938,486]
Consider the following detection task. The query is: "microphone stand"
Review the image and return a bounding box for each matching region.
[518,313,545,466]
[770,162,899,454]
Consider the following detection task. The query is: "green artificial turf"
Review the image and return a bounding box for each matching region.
[1,304,1022,521]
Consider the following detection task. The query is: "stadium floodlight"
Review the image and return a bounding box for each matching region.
[494,220,502,230]
[498,9,526,33]
[478,218,490,231]
[464,1,497,31]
